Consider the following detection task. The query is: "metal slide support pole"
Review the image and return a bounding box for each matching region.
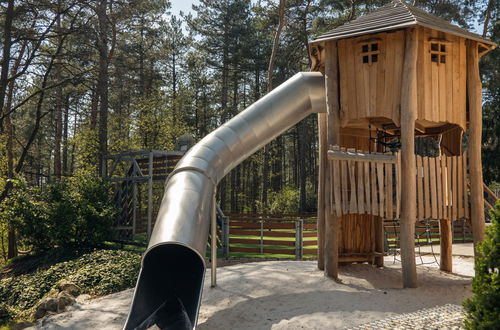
[211,192,217,287]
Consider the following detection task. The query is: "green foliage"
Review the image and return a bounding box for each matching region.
[4,174,116,252]
[463,201,500,329]
[0,249,141,321]
[257,185,299,213]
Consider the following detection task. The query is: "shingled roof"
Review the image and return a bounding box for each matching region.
[310,0,496,46]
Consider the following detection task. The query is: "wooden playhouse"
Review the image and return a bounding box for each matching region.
[309,1,496,287]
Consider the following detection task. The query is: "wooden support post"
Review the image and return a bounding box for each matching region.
[324,40,340,279]
[439,218,452,272]
[399,28,418,288]
[317,113,326,270]
[132,182,137,236]
[374,216,384,267]
[147,151,154,240]
[466,40,485,252]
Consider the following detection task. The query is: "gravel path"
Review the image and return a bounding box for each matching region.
[28,255,474,330]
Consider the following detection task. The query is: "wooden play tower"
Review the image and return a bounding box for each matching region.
[309,1,496,287]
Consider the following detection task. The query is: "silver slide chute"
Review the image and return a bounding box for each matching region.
[124,72,326,330]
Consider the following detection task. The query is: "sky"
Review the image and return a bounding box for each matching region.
[171,0,199,16]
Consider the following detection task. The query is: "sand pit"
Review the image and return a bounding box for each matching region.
[29,255,474,330]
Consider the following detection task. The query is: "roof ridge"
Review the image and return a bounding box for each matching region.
[396,0,417,23]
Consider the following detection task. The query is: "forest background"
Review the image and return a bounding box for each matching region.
[0,0,498,256]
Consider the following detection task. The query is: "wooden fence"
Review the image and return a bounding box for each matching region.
[328,146,469,220]
[223,214,473,258]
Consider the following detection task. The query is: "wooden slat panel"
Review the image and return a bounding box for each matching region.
[452,156,458,220]
[303,249,318,255]
[463,152,469,219]
[357,161,365,214]
[376,163,385,218]
[303,223,317,230]
[348,159,358,213]
[436,156,443,219]
[396,152,401,219]
[333,159,342,216]
[429,156,438,219]
[423,156,431,219]
[458,153,464,218]
[386,162,393,219]
[446,156,453,218]
[341,159,348,213]
[417,155,424,220]
[364,161,371,213]
[303,240,318,246]
[303,232,318,238]
[371,162,378,216]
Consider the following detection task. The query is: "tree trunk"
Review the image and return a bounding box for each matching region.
[0,0,15,125]
[97,0,109,177]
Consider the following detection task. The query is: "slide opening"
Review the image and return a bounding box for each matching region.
[124,244,205,330]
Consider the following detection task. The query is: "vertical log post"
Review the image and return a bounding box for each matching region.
[439,218,453,272]
[466,40,485,252]
[324,41,341,279]
[399,28,418,288]
[317,113,326,270]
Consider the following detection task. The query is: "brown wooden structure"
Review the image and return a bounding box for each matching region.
[104,150,184,239]
[309,1,496,287]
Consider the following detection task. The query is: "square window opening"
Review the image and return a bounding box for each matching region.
[362,44,369,53]
[431,54,438,62]
[431,43,439,51]
[363,55,369,63]
[371,54,378,62]
[440,44,446,52]
[371,43,378,51]
[440,55,446,63]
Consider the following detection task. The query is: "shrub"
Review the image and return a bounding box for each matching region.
[0,249,141,321]
[463,200,500,329]
[6,174,116,252]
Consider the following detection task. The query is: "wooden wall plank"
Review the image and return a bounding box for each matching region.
[417,155,424,220]
[396,152,401,219]
[357,161,365,214]
[386,162,393,219]
[341,159,348,213]
[364,162,371,213]
[452,156,458,220]
[429,156,438,219]
[377,163,385,218]
[436,156,443,219]
[333,159,342,216]
[458,153,464,218]
[371,162,378,216]
[463,152,469,219]
[423,156,431,219]
[446,156,453,217]
[349,159,358,213]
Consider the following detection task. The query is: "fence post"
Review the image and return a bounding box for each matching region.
[295,219,303,260]
[260,220,264,254]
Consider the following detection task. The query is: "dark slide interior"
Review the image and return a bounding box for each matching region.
[124,244,205,330]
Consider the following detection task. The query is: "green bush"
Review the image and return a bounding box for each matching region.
[463,200,500,329]
[5,174,116,252]
[0,249,141,321]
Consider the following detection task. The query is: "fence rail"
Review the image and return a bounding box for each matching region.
[223,213,473,258]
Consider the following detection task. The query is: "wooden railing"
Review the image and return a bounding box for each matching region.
[328,146,469,221]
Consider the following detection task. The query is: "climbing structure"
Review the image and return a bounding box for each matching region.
[309,0,496,287]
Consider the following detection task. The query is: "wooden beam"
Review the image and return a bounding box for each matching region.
[439,218,452,272]
[324,40,340,280]
[327,149,397,163]
[147,151,154,240]
[399,27,418,288]
[467,40,486,252]
[374,216,384,267]
[317,113,326,271]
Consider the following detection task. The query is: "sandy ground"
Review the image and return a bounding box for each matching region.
[28,254,474,330]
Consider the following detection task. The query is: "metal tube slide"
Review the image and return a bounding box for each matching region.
[123,72,326,330]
